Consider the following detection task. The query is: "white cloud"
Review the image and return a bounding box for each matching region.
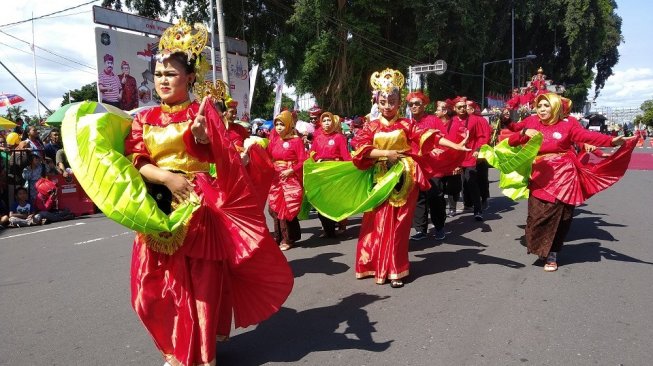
[592,68,653,109]
[1,3,98,117]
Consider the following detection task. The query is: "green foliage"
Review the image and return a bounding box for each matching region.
[61,82,99,106]
[3,105,28,123]
[105,0,623,115]
[634,100,653,127]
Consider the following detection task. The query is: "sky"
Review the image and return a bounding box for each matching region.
[1,0,652,118]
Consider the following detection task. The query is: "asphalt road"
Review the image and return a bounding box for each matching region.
[1,164,652,366]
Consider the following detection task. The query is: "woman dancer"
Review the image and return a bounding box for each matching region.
[509,93,637,271]
[308,112,352,237]
[119,21,293,365]
[267,110,307,250]
[350,68,469,287]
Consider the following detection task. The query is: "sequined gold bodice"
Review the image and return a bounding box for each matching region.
[372,129,411,152]
[143,121,210,173]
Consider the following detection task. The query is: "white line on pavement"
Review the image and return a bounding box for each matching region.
[73,231,132,246]
[0,223,86,240]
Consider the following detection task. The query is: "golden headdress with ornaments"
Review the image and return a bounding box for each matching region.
[193,79,228,102]
[370,68,405,95]
[157,20,208,64]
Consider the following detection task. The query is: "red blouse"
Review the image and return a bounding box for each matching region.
[267,135,307,174]
[309,130,351,161]
[452,114,490,167]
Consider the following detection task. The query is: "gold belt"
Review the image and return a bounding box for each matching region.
[273,160,294,168]
[535,152,566,161]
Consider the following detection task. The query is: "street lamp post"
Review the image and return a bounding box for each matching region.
[481,54,536,110]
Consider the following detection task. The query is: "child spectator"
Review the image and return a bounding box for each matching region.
[34,178,74,224]
[8,187,41,227]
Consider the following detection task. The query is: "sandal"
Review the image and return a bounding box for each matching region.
[544,261,558,272]
[279,243,292,251]
[390,279,404,288]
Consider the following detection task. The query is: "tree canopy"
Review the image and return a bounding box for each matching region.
[60,82,99,106]
[101,0,623,117]
[634,100,653,127]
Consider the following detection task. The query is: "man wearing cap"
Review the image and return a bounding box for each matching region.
[98,54,122,108]
[452,96,489,221]
[406,91,447,241]
[119,60,138,110]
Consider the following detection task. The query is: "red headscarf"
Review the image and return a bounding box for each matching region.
[451,96,468,105]
[405,91,430,105]
[465,100,482,116]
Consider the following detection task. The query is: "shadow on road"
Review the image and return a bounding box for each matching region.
[411,248,525,280]
[217,293,392,365]
[561,241,653,266]
[288,252,350,278]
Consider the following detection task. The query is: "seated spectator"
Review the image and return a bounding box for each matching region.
[22,154,44,201]
[8,187,41,227]
[43,128,62,161]
[44,157,59,176]
[34,178,75,224]
[55,148,72,178]
[17,126,45,158]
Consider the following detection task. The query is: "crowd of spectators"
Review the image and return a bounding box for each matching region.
[0,123,75,231]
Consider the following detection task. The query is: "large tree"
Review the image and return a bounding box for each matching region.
[99,0,623,115]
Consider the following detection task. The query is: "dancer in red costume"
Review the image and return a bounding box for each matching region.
[435,100,466,217]
[125,21,293,366]
[508,93,637,272]
[196,80,274,210]
[350,69,469,288]
[452,96,490,220]
[309,111,352,238]
[406,91,449,241]
[267,110,307,251]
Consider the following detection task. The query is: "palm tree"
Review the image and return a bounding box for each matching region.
[4,105,28,123]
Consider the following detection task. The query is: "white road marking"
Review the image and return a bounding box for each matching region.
[73,231,132,246]
[0,223,86,240]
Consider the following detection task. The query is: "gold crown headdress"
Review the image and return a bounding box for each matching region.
[537,66,544,74]
[370,68,405,94]
[158,20,208,63]
[193,79,228,102]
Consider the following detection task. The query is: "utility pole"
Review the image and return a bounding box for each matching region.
[215,0,230,87]
[32,14,42,119]
[511,4,515,91]
[209,0,217,84]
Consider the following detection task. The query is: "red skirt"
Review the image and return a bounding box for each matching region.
[268,162,303,221]
[131,173,294,365]
[355,187,418,284]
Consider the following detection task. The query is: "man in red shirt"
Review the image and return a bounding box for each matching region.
[406,91,447,241]
[452,96,489,220]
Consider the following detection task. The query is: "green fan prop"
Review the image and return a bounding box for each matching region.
[303,157,404,221]
[478,132,542,200]
[61,101,198,234]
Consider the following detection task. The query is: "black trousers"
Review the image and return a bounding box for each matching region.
[318,213,337,237]
[412,177,446,233]
[462,166,482,214]
[442,174,462,201]
[477,159,490,203]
